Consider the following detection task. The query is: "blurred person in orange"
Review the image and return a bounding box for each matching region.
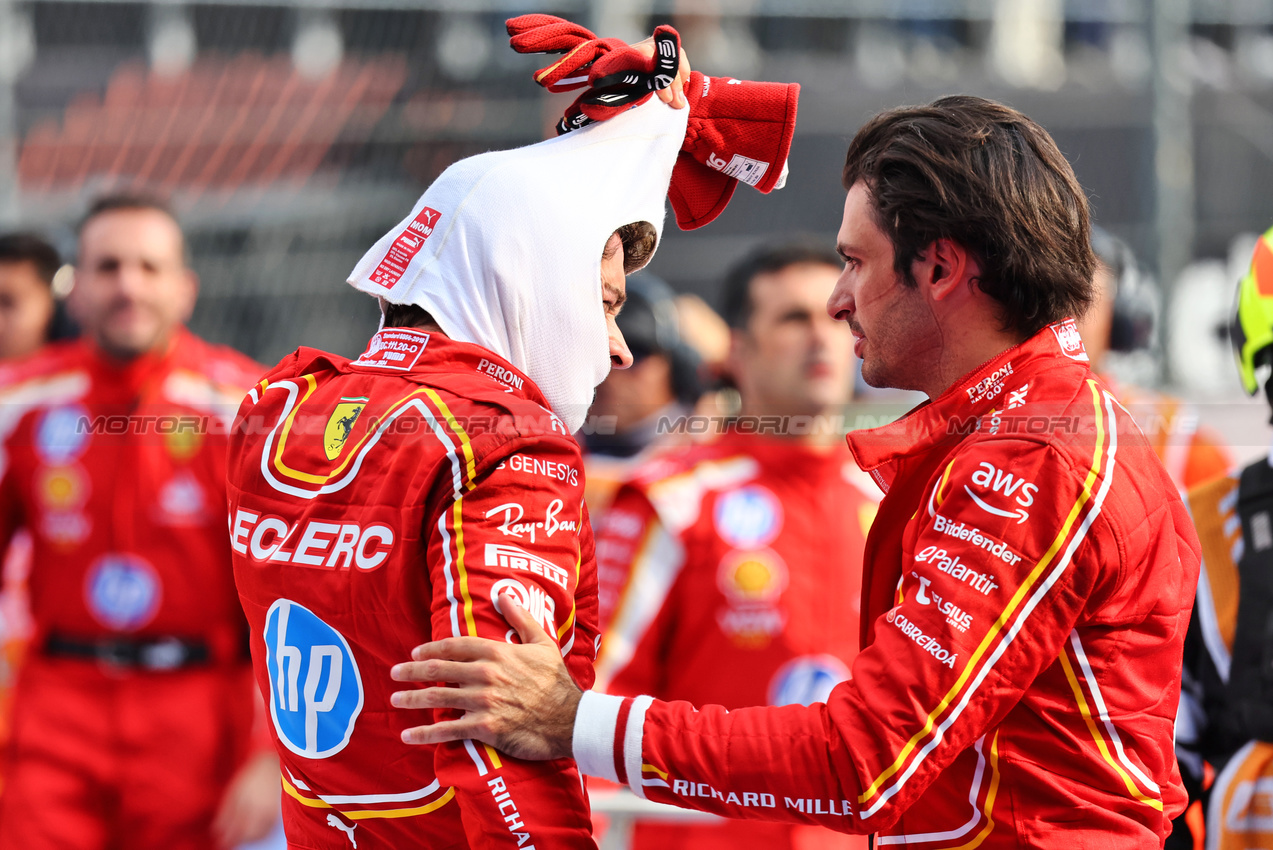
[583,274,704,517]
[1170,225,1273,850]
[0,195,279,849]
[592,242,874,850]
[0,233,61,792]
[1078,227,1232,491]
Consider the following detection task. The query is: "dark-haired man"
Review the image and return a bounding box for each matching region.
[0,196,278,849]
[393,95,1201,847]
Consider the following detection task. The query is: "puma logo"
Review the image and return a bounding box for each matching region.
[326,814,358,847]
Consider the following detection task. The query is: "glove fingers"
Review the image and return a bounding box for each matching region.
[533,40,617,91]
[649,26,682,90]
[579,89,654,122]
[509,25,598,56]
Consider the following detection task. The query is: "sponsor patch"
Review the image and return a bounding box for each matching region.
[965,363,1014,405]
[717,549,787,603]
[491,578,558,636]
[915,545,1001,596]
[352,329,429,371]
[1050,318,1089,362]
[767,654,850,707]
[368,206,441,289]
[486,542,570,589]
[911,571,974,633]
[713,485,783,549]
[37,465,88,510]
[885,609,959,668]
[85,554,160,631]
[931,515,1023,565]
[36,405,89,466]
[264,599,364,759]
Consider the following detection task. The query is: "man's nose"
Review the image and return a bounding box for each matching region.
[827,279,854,322]
[609,329,633,369]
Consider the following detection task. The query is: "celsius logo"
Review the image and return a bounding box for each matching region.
[264,599,363,759]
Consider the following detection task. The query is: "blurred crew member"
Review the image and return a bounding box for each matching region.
[593,242,873,850]
[0,233,60,792]
[1172,226,1273,850]
[0,196,278,849]
[583,274,702,515]
[395,95,1202,848]
[1078,227,1232,490]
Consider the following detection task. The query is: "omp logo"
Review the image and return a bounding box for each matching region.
[964,461,1037,524]
[491,578,557,635]
[264,599,363,759]
[486,543,570,589]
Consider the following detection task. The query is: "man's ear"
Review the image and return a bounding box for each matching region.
[915,238,976,302]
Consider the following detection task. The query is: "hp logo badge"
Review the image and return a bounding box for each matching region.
[264,599,363,759]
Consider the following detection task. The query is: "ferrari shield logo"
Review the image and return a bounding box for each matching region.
[324,397,368,461]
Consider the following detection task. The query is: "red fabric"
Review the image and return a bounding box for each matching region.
[0,660,257,849]
[596,433,872,850]
[229,330,598,848]
[602,320,1199,846]
[669,71,800,230]
[0,329,265,846]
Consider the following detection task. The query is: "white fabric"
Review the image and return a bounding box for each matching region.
[573,690,624,783]
[349,99,690,432]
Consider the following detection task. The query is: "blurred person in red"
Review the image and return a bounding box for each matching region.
[593,242,874,850]
[0,195,279,849]
[1078,227,1232,491]
[0,233,60,791]
[582,274,704,516]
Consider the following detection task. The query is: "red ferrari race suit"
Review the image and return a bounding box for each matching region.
[228,328,598,849]
[572,319,1200,846]
[0,330,268,849]
[593,432,876,850]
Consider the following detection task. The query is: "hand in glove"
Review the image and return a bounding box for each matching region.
[506,14,690,132]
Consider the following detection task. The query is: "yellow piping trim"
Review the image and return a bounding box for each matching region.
[484,744,504,770]
[858,380,1108,805]
[535,42,591,83]
[642,763,669,780]
[935,457,957,507]
[952,732,1001,849]
[281,776,456,819]
[1058,649,1163,810]
[272,376,430,484]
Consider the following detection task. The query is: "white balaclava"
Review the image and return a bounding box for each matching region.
[348,98,690,433]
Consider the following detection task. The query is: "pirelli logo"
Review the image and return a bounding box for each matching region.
[485,543,569,589]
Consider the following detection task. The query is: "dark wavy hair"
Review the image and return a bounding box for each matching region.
[842,95,1095,338]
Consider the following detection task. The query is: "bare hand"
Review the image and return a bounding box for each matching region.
[390,595,582,761]
[212,750,280,848]
[631,35,692,109]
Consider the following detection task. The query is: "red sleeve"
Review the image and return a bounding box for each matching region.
[573,439,1107,834]
[427,435,594,849]
[593,484,683,695]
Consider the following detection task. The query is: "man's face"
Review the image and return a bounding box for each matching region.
[601,232,633,370]
[732,262,854,417]
[827,181,939,392]
[70,208,196,359]
[0,260,54,360]
[1076,263,1115,370]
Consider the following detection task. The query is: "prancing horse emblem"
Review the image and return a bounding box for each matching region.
[324,397,368,461]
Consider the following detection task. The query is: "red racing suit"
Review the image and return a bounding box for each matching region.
[0,330,267,848]
[572,319,1200,846]
[228,328,598,849]
[594,432,875,850]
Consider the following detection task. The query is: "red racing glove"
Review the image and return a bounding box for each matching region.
[506,14,683,134]
[668,71,800,230]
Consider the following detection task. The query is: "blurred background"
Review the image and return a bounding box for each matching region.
[1,0,1272,446]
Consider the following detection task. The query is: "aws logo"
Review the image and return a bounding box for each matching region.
[963,461,1037,524]
[324,397,367,460]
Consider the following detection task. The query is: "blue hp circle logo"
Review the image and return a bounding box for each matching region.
[264,599,363,759]
[767,655,850,707]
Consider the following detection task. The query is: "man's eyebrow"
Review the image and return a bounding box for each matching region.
[604,284,627,309]
[836,243,852,262]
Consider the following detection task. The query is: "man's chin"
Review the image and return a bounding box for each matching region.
[96,328,166,360]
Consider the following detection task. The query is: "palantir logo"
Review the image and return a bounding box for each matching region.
[264,599,363,759]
